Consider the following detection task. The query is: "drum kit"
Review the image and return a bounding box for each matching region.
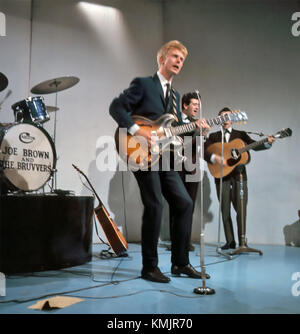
[0,72,79,193]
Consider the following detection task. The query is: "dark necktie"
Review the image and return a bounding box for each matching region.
[165,83,171,109]
[164,84,179,122]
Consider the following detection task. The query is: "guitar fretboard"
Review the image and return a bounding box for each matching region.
[170,113,231,136]
[238,138,268,153]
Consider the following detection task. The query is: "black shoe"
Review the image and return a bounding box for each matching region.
[171,264,210,279]
[221,241,236,250]
[141,267,170,283]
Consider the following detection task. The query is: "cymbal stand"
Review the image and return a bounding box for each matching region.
[216,126,232,260]
[193,90,215,295]
[230,168,263,256]
[50,80,59,192]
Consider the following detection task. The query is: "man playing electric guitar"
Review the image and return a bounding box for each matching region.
[204,107,275,250]
[110,40,210,283]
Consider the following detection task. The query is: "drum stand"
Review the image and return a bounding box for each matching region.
[230,167,263,256]
[216,127,232,260]
[193,91,215,295]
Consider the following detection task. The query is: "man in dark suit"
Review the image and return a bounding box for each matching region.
[110,40,210,283]
[167,92,201,252]
[204,107,275,250]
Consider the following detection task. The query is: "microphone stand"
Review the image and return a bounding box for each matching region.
[230,165,263,256]
[0,89,12,111]
[193,90,215,295]
[216,126,232,260]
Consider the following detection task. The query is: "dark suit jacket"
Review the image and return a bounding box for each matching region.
[109,73,183,129]
[204,128,270,181]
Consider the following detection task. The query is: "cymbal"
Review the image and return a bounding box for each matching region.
[0,72,9,92]
[31,76,79,94]
[46,106,59,112]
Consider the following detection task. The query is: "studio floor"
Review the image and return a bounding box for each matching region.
[0,242,299,315]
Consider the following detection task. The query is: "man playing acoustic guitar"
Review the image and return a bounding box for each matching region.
[204,107,275,250]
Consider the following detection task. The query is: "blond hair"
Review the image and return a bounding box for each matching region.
[157,40,188,68]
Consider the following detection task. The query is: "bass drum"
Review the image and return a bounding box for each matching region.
[0,123,56,192]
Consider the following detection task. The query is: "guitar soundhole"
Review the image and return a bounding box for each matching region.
[227,157,241,167]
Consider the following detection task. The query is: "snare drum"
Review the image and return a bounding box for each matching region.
[11,96,50,124]
[0,123,56,191]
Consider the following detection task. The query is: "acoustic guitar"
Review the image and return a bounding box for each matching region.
[72,164,128,256]
[206,128,292,178]
[115,110,248,170]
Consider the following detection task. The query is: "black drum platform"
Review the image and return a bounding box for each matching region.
[0,194,94,274]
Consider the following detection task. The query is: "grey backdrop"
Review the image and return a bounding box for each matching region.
[0,0,299,246]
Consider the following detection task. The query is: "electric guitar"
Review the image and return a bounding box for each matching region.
[115,111,248,170]
[206,128,292,178]
[72,164,128,256]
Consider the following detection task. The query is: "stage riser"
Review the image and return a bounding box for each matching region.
[0,195,94,274]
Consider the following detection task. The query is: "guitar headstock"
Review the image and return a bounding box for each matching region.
[229,110,248,124]
[274,128,292,139]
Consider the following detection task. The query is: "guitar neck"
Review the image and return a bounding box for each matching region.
[170,113,234,136]
[85,178,104,207]
[72,164,103,207]
[238,137,268,153]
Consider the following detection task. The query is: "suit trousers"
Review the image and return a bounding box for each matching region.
[133,170,193,269]
[215,176,248,245]
[169,170,199,244]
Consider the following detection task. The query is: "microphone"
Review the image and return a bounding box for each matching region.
[195,90,202,119]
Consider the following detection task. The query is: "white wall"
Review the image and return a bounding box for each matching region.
[163,0,300,245]
[0,0,32,120]
[1,0,299,246]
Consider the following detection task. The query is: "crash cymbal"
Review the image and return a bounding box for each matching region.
[31,76,79,94]
[46,105,59,112]
[0,72,9,92]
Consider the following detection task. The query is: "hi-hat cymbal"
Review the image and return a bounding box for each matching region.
[0,72,9,92]
[31,76,79,94]
[46,106,60,112]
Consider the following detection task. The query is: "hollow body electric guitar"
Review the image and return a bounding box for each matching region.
[206,128,292,178]
[115,111,248,170]
[72,164,128,256]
